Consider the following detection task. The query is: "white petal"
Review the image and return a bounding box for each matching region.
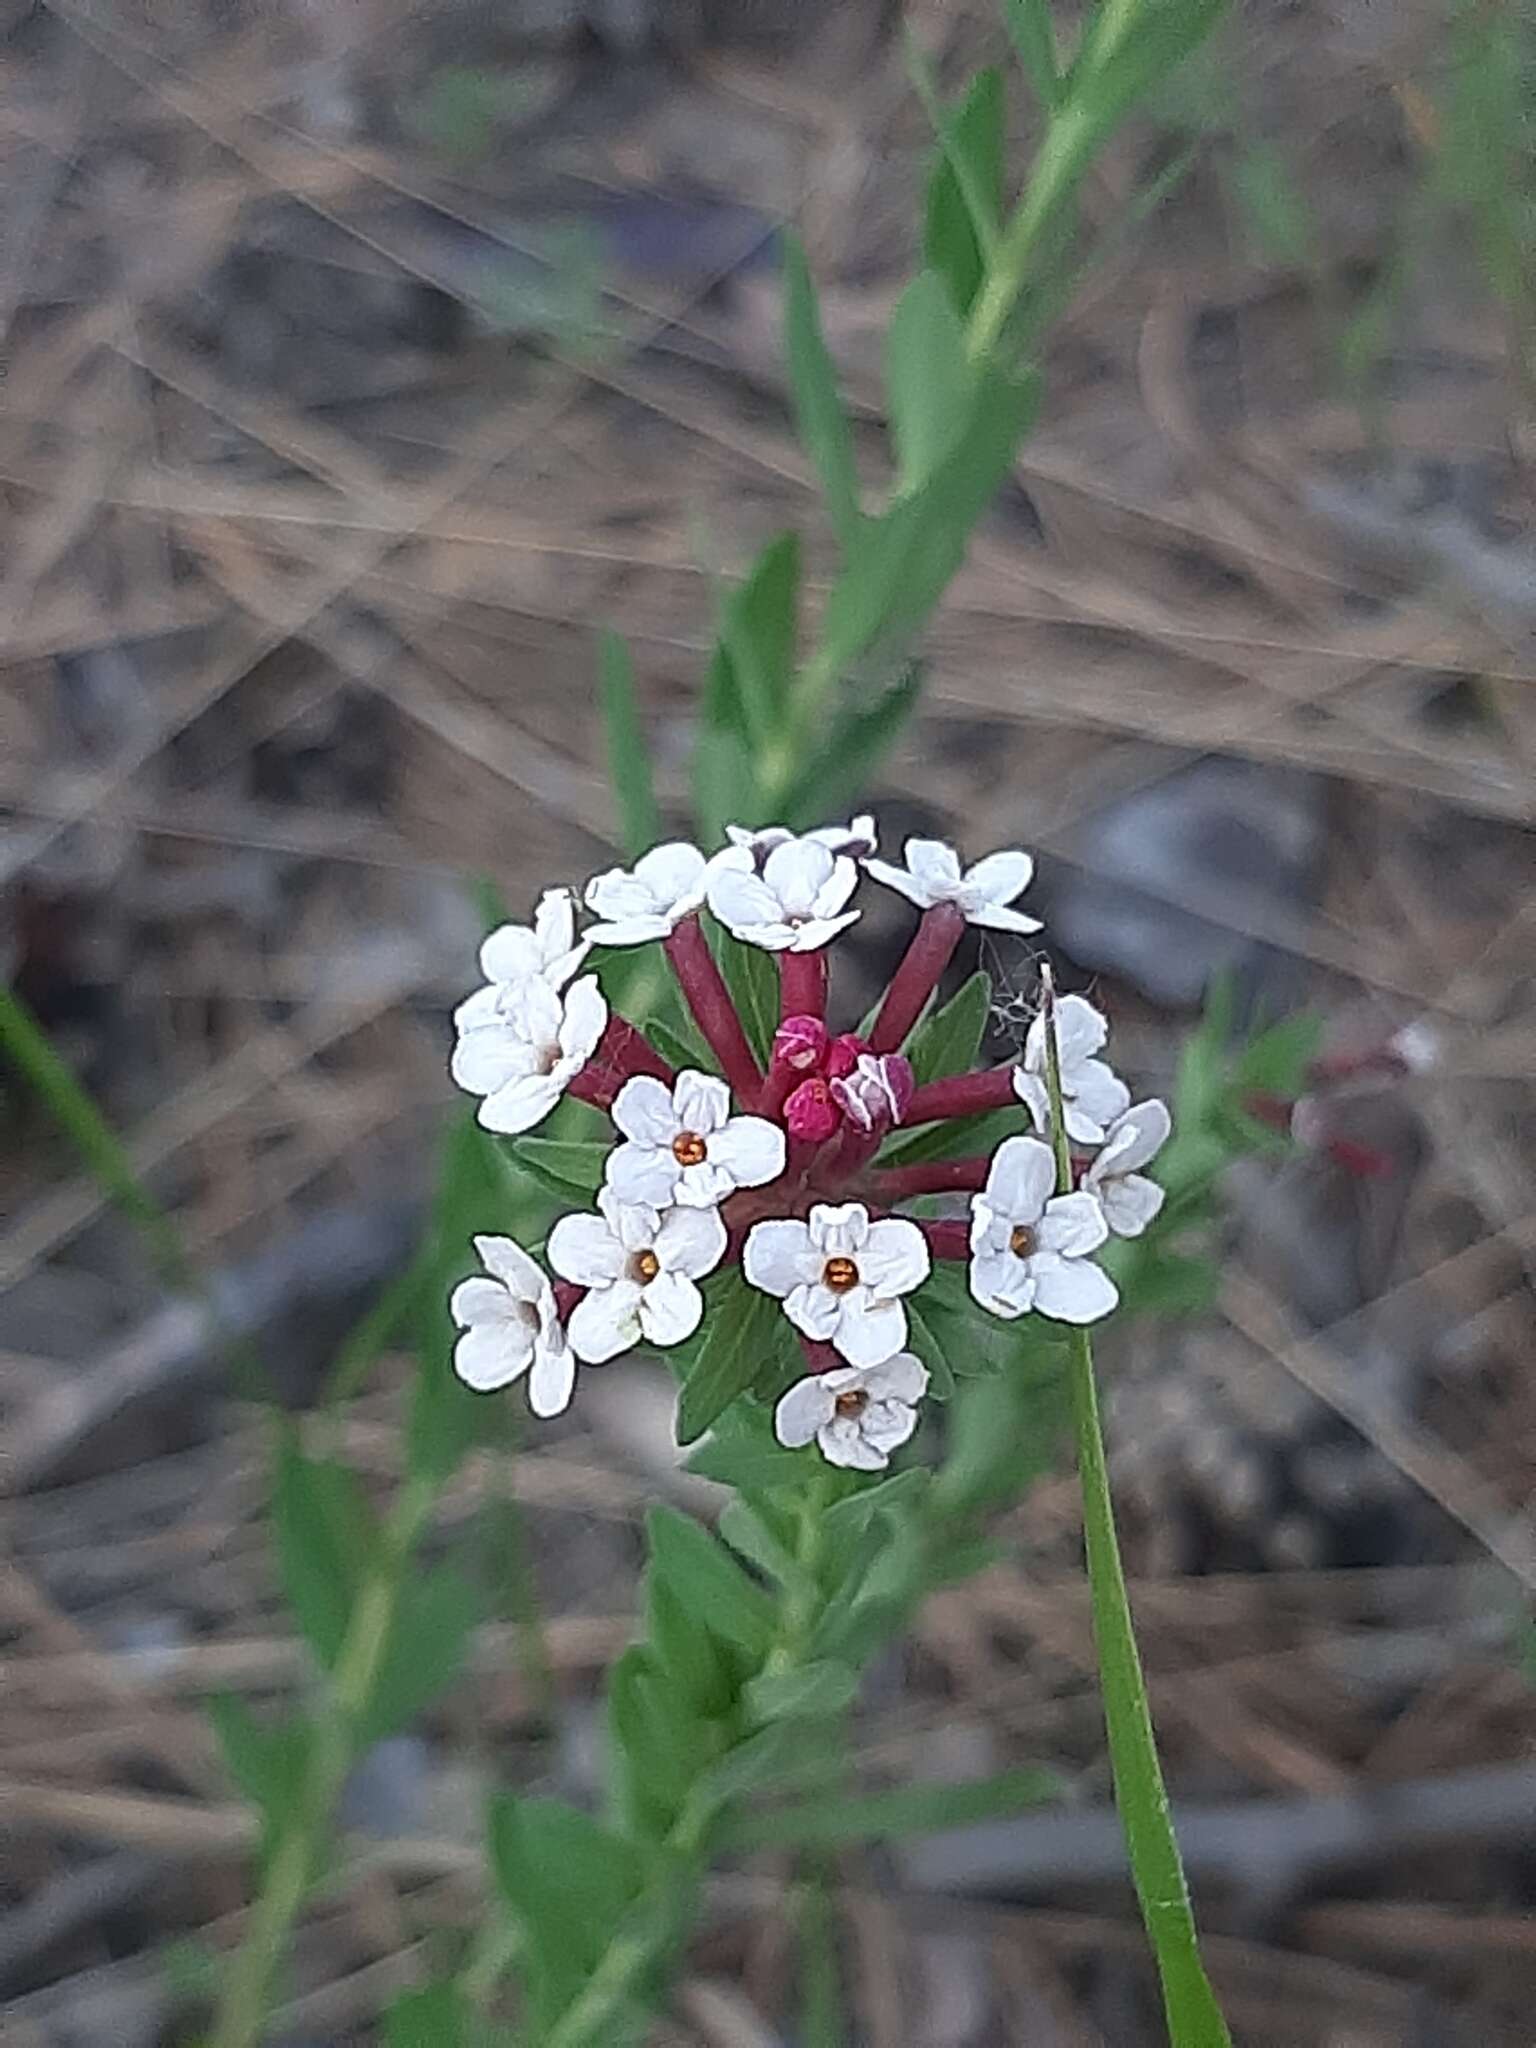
[604,1140,679,1209]
[673,1069,730,1137]
[504,976,564,1044]
[567,1280,644,1362]
[454,1322,532,1390]
[816,1416,889,1470]
[706,1116,786,1190]
[653,1203,728,1280]
[762,836,835,916]
[1069,1059,1131,1138]
[984,1134,1056,1224]
[1030,1253,1119,1324]
[584,913,673,948]
[903,838,963,895]
[1036,1191,1110,1259]
[744,1218,814,1298]
[706,864,783,934]
[970,1248,1035,1318]
[857,1217,931,1298]
[1011,1070,1051,1134]
[961,848,1034,908]
[638,1269,703,1346]
[783,1282,841,1343]
[860,1397,920,1455]
[969,1195,1009,1258]
[472,1235,545,1297]
[965,901,1044,934]
[557,976,608,1064]
[785,909,861,952]
[673,1159,736,1208]
[1101,1173,1165,1237]
[1099,1099,1171,1177]
[534,887,577,956]
[775,1373,837,1447]
[863,857,934,909]
[450,1276,519,1329]
[547,1212,626,1287]
[807,854,859,921]
[479,1073,562,1135]
[861,1351,929,1404]
[479,923,542,985]
[527,1341,576,1417]
[600,1186,660,1251]
[831,1292,907,1367]
[611,1074,678,1146]
[451,1025,530,1098]
[1053,994,1110,1068]
[635,841,707,910]
[808,1203,869,1255]
[453,983,504,1033]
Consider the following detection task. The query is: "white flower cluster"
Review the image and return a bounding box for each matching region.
[446,819,1169,1472]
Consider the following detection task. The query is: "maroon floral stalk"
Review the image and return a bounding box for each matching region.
[664,914,764,1104]
[866,1157,992,1201]
[780,947,827,1024]
[901,1061,1019,1128]
[798,1335,843,1374]
[868,903,966,1053]
[918,1218,970,1261]
[569,1065,620,1112]
[601,1016,673,1084]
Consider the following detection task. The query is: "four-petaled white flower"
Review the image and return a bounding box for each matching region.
[1082,1099,1170,1237]
[864,836,1041,933]
[774,1353,930,1471]
[706,836,861,953]
[584,842,710,947]
[456,888,591,1016]
[606,1069,785,1210]
[1012,993,1131,1145]
[548,1188,726,1362]
[969,1135,1118,1325]
[450,1235,576,1416]
[744,1202,930,1366]
[726,815,877,863]
[451,974,607,1135]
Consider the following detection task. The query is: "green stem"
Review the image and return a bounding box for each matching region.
[1039,976,1231,2046]
[209,1477,437,2048]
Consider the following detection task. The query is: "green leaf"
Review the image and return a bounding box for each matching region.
[361,1564,480,1745]
[606,1643,701,1838]
[207,1694,312,1855]
[878,1103,1023,1169]
[675,1276,791,1443]
[722,533,800,751]
[692,644,761,845]
[745,1659,858,1724]
[598,630,662,859]
[644,1505,776,1660]
[780,661,923,830]
[718,1498,813,1595]
[489,1795,646,2032]
[274,1444,378,1670]
[903,1295,960,1400]
[707,919,779,1066]
[643,1015,713,1074]
[384,1982,473,2048]
[512,1135,610,1200]
[782,234,862,549]
[685,1403,819,1491]
[905,969,991,1082]
[1235,1011,1322,1098]
[724,1764,1061,1851]
[923,68,1005,318]
[701,1717,837,1801]
[886,271,975,492]
[823,1468,930,1542]
[1002,0,1061,107]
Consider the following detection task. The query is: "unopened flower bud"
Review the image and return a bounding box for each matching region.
[825,1033,867,1081]
[785,1075,840,1142]
[830,1053,915,1134]
[774,1014,829,1074]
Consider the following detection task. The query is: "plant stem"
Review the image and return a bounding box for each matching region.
[868,904,965,1053]
[1039,973,1231,2047]
[209,1477,436,2048]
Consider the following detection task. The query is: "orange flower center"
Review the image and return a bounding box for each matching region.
[834,1389,868,1419]
[632,1249,661,1284]
[671,1130,708,1167]
[822,1255,859,1294]
[1009,1224,1037,1259]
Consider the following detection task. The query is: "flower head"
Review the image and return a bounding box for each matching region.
[1012,993,1130,1145]
[744,1201,929,1366]
[606,1070,785,1211]
[584,842,709,947]
[451,973,607,1134]
[865,837,1040,933]
[450,1235,575,1416]
[727,815,876,864]
[830,1052,914,1135]
[1082,1099,1169,1237]
[548,1188,726,1363]
[774,1353,929,1470]
[970,1135,1117,1324]
[456,889,589,1014]
[706,836,860,954]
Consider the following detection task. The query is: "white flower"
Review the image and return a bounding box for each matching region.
[969,1135,1118,1324]
[453,891,590,1014]
[1012,994,1131,1145]
[864,836,1040,933]
[744,1201,929,1367]
[706,836,860,954]
[548,1188,726,1362]
[583,842,709,947]
[606,1070,785,1210]
[451,974,607,1135]
[774,1353,929,1471]
[450,1235,575,1417]
[726,815,877,862]
[1082,1099,1170,1237]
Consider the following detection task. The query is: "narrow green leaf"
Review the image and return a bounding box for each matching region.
[905,969,991,1082]
[692,644,761,845]
[907,39,1002,271]
[707,920,779,1066]
[274,1445,378,1670]
[718,1498,813,1594]
[877,1103,1024,1169]
[923,68,1005,318]
[722,533,800,750]
[886,271,975,491]
[782,234,862,547]
[1002,0,1061,107]
[598,630,662,859]
[360,1564,479,1745]
[685,1407,818,1491]
[606,1644,701,1838]
[644,1505,776,1659]
[745,1659,859,1724]
[489,1795,646,2031]
[724,1764,1061,1851]
[779,662,923,830]
[903,1296,958,1400]
[675,1278,788,1443]
[643,1015,713,1074]
[383,1982,472,2048]
[207,1695,311,1845]
[512,1135,610,1200]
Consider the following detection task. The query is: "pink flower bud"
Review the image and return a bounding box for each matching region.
[785,1076,840,1142]
[773,1014,829,1074]
[830,1053,914,1134]
[825,1033,867,1081]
